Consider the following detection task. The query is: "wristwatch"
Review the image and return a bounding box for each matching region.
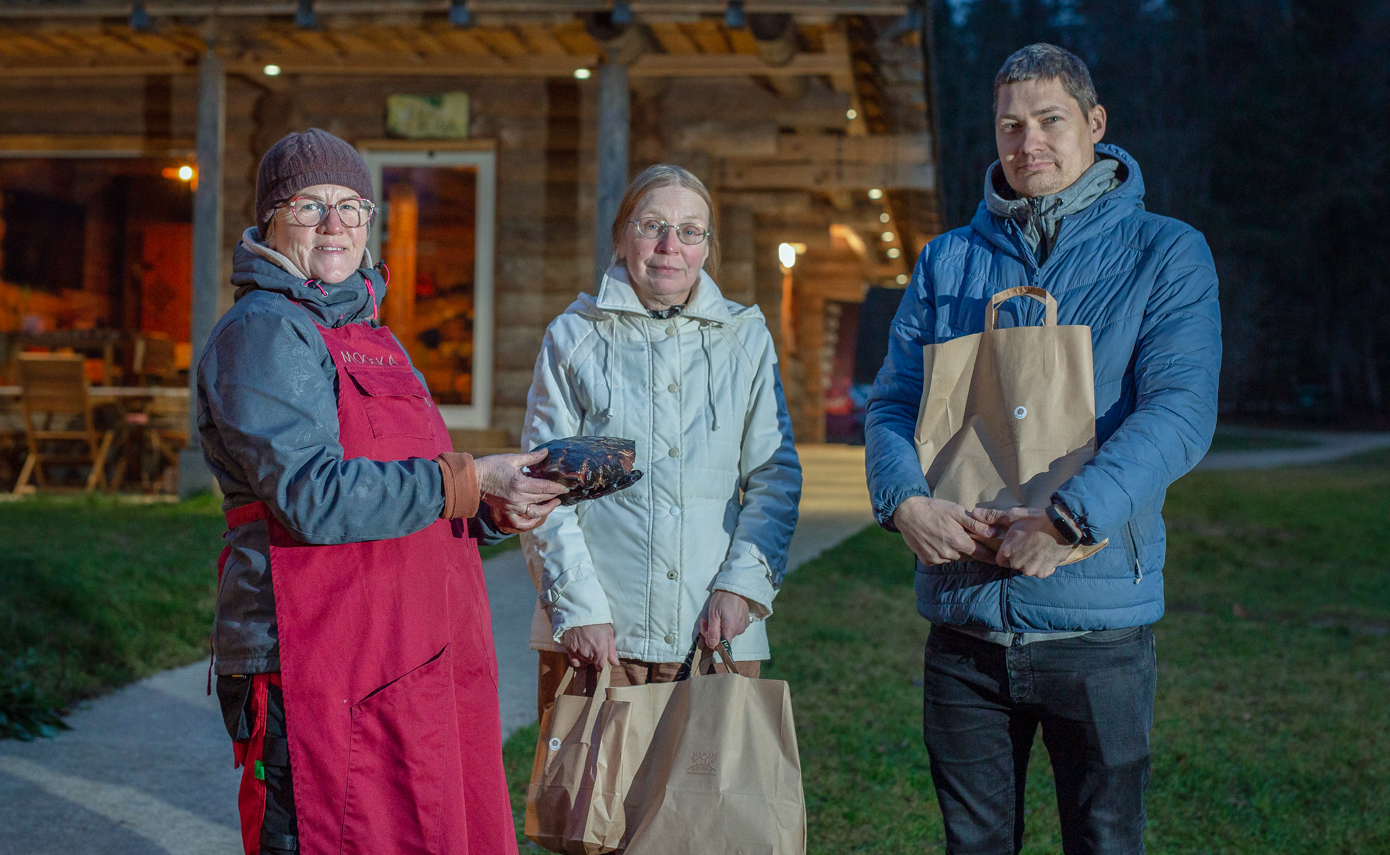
[1045,502,1083,546]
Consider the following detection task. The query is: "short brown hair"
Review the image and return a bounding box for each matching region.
[610,164,720,278]
[992,43,1098,117]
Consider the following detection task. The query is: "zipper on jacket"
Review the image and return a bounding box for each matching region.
[1124,521,1142,584]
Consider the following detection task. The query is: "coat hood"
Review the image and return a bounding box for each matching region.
[230,227,386,328]
[971,143,1145,263]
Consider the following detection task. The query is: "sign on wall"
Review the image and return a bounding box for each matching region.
[386,93,471,139]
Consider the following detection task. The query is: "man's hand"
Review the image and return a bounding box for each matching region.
[892,496,1003,565]
[561,623,620,670]
[971,507,1072,579]
[700,590,753,650]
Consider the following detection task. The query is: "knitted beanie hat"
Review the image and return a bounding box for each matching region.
[255,129,374,234]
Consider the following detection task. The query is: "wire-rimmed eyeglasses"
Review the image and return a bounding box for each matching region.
[628,217,712,245]
[276,196,377,228]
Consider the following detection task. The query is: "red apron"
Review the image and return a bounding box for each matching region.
[224,320,516,855]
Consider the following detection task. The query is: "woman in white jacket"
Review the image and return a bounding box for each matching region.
[522,164,801,707]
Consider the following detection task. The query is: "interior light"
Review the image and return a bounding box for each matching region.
[868,188,884,200]
[778,242,797,269]
[896,273,909,285]
[887,247,901,259]
[573,68,592,80]
[879,212,890,223]
[846,108,858,120]
[177,165,194,181]
[881,231,895,242]
[263,64,282,76]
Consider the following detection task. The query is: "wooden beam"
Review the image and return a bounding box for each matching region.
[648,22,698,55]
[0,134,195,156]
[686,19,731,54]
[516,23,570,56]
[773,132,932,163]
[470,27,531,58]
[630,51,844,77]
[0,1,911,19]
[717,160,935,191]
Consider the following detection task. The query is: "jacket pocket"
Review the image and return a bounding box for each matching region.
[340,645,452,854]
[343,364,436,440]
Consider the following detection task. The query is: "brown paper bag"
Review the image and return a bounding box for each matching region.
[611,644,807,855]
[525,664,630,854]
[915,286,1106,563]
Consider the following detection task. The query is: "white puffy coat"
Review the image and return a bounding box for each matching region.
[520,267,801,662]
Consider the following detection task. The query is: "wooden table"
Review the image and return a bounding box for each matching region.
[0,385,190,492]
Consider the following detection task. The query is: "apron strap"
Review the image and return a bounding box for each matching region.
[226,500,271,530]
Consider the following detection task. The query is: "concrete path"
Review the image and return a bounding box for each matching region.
[1195,428,1390,471]
[0,444,874,854]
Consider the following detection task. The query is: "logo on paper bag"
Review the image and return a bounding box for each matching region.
[687,751,717,776]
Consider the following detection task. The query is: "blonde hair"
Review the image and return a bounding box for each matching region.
[610,164,720,278]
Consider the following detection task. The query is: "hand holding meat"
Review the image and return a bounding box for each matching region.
[475,449,568,533]
[523,436,643,505]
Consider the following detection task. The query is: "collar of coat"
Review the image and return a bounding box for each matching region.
[594,265,736,326]
[230,227,386,328]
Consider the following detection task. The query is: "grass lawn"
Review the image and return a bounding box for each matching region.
[0,495,517,739]
[503,450,1390,853]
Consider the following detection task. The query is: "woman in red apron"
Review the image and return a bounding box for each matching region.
[197,129,565,855]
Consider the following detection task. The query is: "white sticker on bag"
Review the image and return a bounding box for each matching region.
[549,737,563,751]
[1014,406,1028,420]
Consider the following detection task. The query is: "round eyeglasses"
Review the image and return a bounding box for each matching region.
[277,196,377,228]
[629,217,712,245]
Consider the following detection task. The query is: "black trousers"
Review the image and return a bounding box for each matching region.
[217,675,300,855]
[921,624,1157,855]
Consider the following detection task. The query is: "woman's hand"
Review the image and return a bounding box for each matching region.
[700,590,754,649]
[475,449,568,533]
[562,623,621,670]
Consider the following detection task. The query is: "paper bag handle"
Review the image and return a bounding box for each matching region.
[674,636,738,681]
[552,656,614,701]
[984,286,1058,332]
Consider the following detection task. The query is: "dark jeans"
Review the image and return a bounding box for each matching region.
[921,624,1157,855]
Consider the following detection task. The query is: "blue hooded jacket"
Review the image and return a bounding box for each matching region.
[864,144,1221,632]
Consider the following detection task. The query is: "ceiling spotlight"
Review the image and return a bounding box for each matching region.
[263,64,282,76]
[868,188,884,200]
[177,165,194,181]
[881,231,895,242]
[725,0,747,28]
[573,68,592,80]
[896,273,909,285]
[295,0,317,29]
[449,0,473,27]
[778,242,797,269]
[879,212,890,223]
[129,0,152,31]
[846,108,858,120]
[887,247,901,259]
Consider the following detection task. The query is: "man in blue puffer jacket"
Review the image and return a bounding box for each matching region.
[865,44,1220,853]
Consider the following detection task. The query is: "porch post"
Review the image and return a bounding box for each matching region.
[179,48,225,498]
[594,59,629,286]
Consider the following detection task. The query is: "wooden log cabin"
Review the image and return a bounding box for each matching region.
[0,0,942,493]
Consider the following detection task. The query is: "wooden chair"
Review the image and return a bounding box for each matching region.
[128,334,178,386]
[13,353,115,494]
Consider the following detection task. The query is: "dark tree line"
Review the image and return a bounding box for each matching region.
[929,0,1390,422]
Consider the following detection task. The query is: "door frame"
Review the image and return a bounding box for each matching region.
[360,143,496,430]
